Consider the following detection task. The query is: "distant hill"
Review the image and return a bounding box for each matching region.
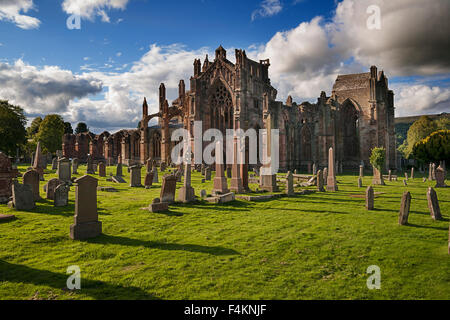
[395,113,449,124]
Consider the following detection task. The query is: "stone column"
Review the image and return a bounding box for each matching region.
[326,147,338,192]
[213,140,229,194]
[230,137,244,194]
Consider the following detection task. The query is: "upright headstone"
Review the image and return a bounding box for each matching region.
[426,187,442,221]
[286,171,294,196]
[160,174,177,204]
[432,163,436,180]
[116,163,123,177]
[129,165,142,187]
[398,191,412,225]
[323,168,328,186]
[317,170,325,192]
[0,152,15,204]
[152,167,159,184]
[72,158,79,174]
[23,169,41,201]
[312,163,317,175]
[11,180,35,211]
[45,178,61,200]
[411,167,414,179]
[54,184,69,207]
[372,167,385,185]
[58,157,71,183]
[358,177,363,188]
[213,141,229,194]
[365,186,374,210]
[178,163,195,203]
[86,155,95,174]
[428,163,433,181]
[32,142,45,181]
[205,167,211,181]
[359,165,364,178]
[70,175,102,240]
[326,148,338,192]
[98,162,106,177]
[435,165,447,188]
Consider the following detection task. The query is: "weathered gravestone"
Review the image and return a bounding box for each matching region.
[398,191,412,225]
[178,163,195,203]
[317,170,325,192]
[359,165,364,178]
[70,175,102,240]
[144,171,154,189]
[52,158,58,170]
[323,168,328,186]
[72,158,79,174]
[372,167,385,186]
[0,152,15,204]
[112,176,126,184]
[411,167,414,179]
[427,187,442,220]
[366,186,374,210]
[58,158,71,183]
[432,163,436,180]
[146,158,152,173]
[149,198,168,213]
[160,174,177,204]
[326,148,338,192]
[86,155,95,174]
[205,167,211,181]
[45,178,61,200]
[286,171,294,196]
[116,163,123,177]
[54,184,69,207]
[23,169,41,201]
[152,167,159,184]
[358,177,363,188]
[98,162,106,177]
[435,165,447,188]
[129,165,142,187]
[11,180,35,211]
[32,142,45,181]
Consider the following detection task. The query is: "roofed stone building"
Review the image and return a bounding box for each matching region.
[63,45,396,171]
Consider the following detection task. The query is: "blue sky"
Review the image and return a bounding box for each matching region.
[0,0,449,132]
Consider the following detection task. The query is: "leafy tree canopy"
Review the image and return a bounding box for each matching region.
[64,122,73,134]
[370,147,386,171]
[75,122,89,134]
[0,100,27,156]
[36,114,65,154]
[412,130,450,163]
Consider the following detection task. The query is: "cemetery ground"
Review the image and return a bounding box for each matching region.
[0,165,449,300]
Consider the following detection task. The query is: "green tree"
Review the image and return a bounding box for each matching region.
[435,117,450,130]
[370,147,386,171]
[27,116,42,137]
[412,130,450,163]
[0,100,27,156]
[64,122,73,134]
[402,116,437,158]
[36,114,65,154]
[75,122,89,134]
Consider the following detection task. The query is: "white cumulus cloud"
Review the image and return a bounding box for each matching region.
[0,0,41,29]
[251,0,283,21]
[61,0,129,23]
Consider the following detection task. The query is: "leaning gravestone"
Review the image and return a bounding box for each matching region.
[398,191,412,225]
[112,176,126,184]
[144,172,154,189]
[11,180,35,211]
[435,165,447,188]
[58,157,71,183]
[427,187,442,220]
[98,162,106,177]
[366,186,374,210]
[45,178,61,200]
[54,184,69,207]
[23,169,41,201]
[178,163,195,203]
[160,174,177,204]
[70,175,102,240]
[129,165,142,187]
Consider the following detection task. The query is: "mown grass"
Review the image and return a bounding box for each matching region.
[0,165,449,300]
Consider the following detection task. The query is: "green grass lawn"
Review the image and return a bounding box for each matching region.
[0,165,449,300]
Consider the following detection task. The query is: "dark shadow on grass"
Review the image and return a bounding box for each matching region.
[0,260,158,300]
[403,223,449,231]
[86,234,240,256]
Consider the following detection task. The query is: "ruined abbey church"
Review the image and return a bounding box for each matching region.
[63,45,396,171]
